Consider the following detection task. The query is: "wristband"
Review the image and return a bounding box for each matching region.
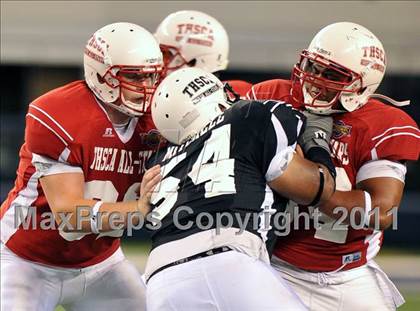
[363,191,372,227]
[90,201,103,234]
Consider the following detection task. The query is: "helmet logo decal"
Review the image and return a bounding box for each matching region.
[362,46,385,62]
[175,23,214,47]
[182,75,214,97]
[84,35,107,64]
[145,57,163,64]
[314,46,331,56]
[361,46,386,72]
[192,84,221,104]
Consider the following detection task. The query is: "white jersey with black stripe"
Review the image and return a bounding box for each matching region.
[146,99,306,255]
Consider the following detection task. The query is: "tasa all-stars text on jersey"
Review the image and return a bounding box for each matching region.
[89,147,153,175]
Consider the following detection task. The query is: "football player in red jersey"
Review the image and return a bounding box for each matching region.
[0,22,163,311]
[247,22,420,311]
[154,10,252,99]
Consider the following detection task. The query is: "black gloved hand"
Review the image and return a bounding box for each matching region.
[298,111,336,178]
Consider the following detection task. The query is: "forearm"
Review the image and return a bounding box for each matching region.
[54,199,148,232]
[318,190,365,224]
[318,189,397,230]
[268,154,335,206]
[317,164,336,204]
[42,165,161,233]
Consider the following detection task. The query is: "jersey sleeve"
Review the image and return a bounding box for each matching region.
[25,103,81,167]
[259,101,306,181]
[356,160,407,184]
[357,105,420,166]
[32,154,83,177]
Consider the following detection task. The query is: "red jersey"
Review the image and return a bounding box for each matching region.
[248,79,420,271]
[1,81,159,268]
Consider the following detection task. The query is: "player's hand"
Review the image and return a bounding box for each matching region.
[138,165,162,213]
[299,111,333,155]
[298,111,336,179]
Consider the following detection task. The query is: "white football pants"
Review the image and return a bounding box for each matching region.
[1,244,146,311]
[147,250,307,311]
[271,256,405,311]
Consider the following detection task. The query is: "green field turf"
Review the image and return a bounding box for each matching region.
[398,294,420,311]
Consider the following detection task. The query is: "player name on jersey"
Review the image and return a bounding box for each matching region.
[89,147,153,175]
[162,114,225,162]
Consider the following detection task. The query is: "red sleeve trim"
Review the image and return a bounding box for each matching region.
[371,125,419,142]
[26,113,69,147]
[29,104,74,141]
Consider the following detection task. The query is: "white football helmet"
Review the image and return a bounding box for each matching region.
[154,10,229,76]
[152,67,227,145]
[84,22,163,116]
[291,22,386,114]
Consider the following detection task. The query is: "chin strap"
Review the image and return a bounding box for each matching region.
[369,94,410,107]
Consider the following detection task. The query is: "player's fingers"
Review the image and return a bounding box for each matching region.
[144,172,162,194]
[148,172,162,193]
[149,164,161,172]
[140,166,161,198]
[143,169,162,194]
[143,165,161,183]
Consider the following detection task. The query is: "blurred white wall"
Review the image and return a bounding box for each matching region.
[1,1,419,73]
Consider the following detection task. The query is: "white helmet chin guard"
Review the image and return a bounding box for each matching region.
[291,22,386,114]
[151,67,227,145]
[84,22,163,116]
[155,10,229,76]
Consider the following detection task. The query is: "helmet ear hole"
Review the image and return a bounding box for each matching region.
[165,114,169,118]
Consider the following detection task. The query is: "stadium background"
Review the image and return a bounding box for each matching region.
[1,1,419,309]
